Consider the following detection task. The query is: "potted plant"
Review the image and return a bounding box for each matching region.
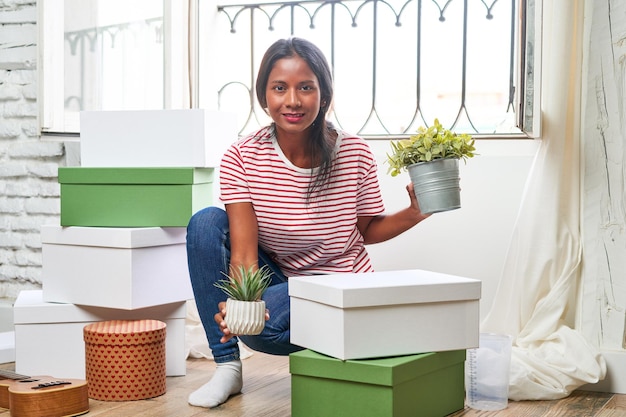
[386,118,476,214]
[214,265,273,335]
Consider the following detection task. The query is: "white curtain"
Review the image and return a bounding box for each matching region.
[481,0,606,400]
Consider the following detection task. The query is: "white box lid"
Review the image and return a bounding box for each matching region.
[14,291,186,324]
[288,269,481,308]
[80,109,237,168]
[41,225,186,248]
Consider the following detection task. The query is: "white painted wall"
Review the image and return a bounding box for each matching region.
[367,139,540,321]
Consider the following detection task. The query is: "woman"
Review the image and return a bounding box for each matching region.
[186,37,430,408]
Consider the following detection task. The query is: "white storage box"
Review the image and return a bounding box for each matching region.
[289,270,481,360]
[41,225,193,309]
[80,109,237,168]
[14,290,186,379]
[0,332,15,364]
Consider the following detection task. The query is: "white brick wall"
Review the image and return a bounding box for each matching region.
[0,1,63,299]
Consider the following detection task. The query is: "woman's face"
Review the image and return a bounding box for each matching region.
[265,55,322,139]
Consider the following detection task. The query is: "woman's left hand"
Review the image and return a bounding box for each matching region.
[407,183,431,219]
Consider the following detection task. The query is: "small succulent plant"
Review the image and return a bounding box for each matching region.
[214,265,273,302]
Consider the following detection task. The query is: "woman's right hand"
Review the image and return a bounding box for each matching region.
[214,301,235,343]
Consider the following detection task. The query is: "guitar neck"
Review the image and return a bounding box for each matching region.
[0,369,31,381]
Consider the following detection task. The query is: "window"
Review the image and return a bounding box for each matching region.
[39,0,188,134]
[40,0,540,137]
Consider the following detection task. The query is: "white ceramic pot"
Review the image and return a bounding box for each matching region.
[225,298,266,335]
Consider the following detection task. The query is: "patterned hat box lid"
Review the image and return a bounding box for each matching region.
[83,320,167,401]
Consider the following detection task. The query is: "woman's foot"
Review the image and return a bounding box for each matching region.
[188,360,243,408]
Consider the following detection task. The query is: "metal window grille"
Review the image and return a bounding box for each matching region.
[211,0,522,136]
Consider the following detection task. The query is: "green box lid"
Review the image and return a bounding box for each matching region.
[289,349,465,387]
[58,167,214,185]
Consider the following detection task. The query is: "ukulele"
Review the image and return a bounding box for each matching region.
[0,370,89,417]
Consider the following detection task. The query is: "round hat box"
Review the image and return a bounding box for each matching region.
[83,319,167,401]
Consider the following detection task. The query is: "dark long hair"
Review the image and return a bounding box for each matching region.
[256,37,335,200]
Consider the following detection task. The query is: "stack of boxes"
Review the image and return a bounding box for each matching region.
[288,270,482,417]
[13,109,237,381]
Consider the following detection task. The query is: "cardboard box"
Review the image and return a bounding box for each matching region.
[41,225,193,309]
[290,349,466,417]
[289,269,481,360]
[80,109,237,168]
[58,167,213,227]
[14,290,187,379]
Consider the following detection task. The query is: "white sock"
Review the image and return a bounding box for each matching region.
[188,360,243,408]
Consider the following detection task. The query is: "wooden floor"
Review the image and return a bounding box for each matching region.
[2,352,625,417]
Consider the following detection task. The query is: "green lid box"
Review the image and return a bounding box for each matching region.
[290,349,466,417]
[58,167,214,227]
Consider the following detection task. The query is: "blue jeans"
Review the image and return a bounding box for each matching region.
[186,206,304,363]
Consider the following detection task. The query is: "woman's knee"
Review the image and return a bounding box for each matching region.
[188,206,226,230]
[187,207,227,241]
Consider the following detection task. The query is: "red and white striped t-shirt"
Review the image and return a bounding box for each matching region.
[219,126,385,277]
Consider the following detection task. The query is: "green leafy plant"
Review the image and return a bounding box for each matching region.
[386,118,476,177]
[214,265,273,302]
